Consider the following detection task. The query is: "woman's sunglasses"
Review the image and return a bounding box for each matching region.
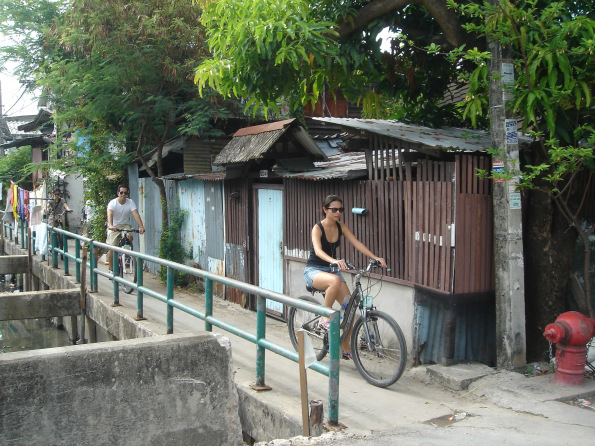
[325,206,344,213]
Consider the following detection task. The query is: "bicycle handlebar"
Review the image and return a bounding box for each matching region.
[330,258,383,273]
[114,228,140,233]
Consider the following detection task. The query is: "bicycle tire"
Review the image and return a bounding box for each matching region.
[119,246,137,294]
[350,310,407,388]
[287,295,328,361]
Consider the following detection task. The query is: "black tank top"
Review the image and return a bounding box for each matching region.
[306,222,342,267]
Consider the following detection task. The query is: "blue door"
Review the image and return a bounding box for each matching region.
[257,188,284,314]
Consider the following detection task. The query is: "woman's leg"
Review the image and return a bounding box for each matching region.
[313,274,353,354]
[312,271,344,309]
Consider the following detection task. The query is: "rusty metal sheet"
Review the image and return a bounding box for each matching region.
[278,152,367,180]
[313,118,533,151]
[225,243,248,306]
[179,180,207,269]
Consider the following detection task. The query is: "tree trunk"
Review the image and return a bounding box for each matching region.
[523,189,577,361]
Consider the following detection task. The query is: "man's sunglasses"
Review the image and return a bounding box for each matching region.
[325,206,344,213]
[119,191,129,195]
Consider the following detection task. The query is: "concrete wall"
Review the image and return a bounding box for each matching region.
[285,259,415,354]
[65,173,85,234]
[0,333,243,446]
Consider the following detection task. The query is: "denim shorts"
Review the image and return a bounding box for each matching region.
[304,264,345,288]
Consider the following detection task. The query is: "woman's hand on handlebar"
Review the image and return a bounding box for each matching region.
[372,257,387,268]
[331,259,349,271]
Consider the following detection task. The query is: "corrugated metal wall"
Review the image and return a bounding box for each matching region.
[136,177,166,274]
[224,179,252,306]
[178,180,225,295]
[414,291,496,365]
[179,180,207,268]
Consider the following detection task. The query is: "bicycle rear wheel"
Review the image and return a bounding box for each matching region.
[287,295,328,361]
[119,247,137,294]
[351,310,407,387]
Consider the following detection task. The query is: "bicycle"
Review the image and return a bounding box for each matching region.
[50,210,72,254]
[113,228,139,294]
[287,259,407,388]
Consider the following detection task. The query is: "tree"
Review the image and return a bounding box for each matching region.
[2,0,239,251]
[196,0,594,360]
[0,0,63,96]
[457,0,594,359]
[195,0,481,123]
[42,0,236,228]
[0,145,32,191]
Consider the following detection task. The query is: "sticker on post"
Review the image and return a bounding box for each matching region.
[492,160,505,183]
[510,192,521,210]
[506,119,518,144]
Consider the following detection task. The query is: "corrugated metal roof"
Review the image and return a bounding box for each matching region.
[17,109,53,133]
[4,115,39,136]
[313,118,533,151]
[276,151,367,181]
[215,119,327,165]
[160,171,227,181]
[233,119,294,137]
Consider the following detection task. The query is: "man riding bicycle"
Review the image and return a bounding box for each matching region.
[106,185,145,274]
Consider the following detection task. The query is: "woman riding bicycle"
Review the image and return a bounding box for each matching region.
[47,189,73,227]
[304,194,386,358]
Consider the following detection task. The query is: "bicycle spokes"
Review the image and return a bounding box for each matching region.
[351,311,407,387]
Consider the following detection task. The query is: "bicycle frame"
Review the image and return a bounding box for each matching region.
[339,261,376,336]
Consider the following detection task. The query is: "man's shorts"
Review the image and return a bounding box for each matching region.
[304,264,346,289]
[106,224,132,246]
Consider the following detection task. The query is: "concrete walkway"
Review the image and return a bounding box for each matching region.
[24,248,595,444]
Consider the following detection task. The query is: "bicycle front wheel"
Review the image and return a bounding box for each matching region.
[351,310,407,387]
[287,295,328,361]
[119,247,137,294]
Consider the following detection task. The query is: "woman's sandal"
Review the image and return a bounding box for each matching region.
[341,351,353,360]
[317,318,331,331]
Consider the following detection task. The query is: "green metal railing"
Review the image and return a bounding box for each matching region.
[1,216,343,425]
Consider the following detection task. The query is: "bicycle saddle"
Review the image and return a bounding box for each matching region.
[306,284,325,293]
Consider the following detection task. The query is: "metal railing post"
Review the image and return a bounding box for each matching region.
[51,230,58,268]
[112,250,120,305]
[75,238,81,282]
[166,266,174,334]
[205,277,213,332]
[328,311,341,426]
[63,234,69,275]
[255,294,266,388]
[136,258,145,320]
[89,241,97,292]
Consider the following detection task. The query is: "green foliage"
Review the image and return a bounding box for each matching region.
[454,0,594,144]
[0,146,33,191]
[195,0,340,118]
[194,0,481,125]
[159,203,190,286]
[0,0,64,88]
[451,0,595,190]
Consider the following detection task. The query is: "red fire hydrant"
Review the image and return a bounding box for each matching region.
[543,311,595,385]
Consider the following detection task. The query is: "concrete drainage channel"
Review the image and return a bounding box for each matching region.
[1,325,305,445]
[1,245,306,445]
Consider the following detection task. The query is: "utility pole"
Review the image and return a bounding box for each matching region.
[488,25,527,369]
[487,0,527,370]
